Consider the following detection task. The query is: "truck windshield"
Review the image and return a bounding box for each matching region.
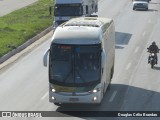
[49,44,101,87]
[54,4,83,16]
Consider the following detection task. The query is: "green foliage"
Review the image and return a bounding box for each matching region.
[0,0,54,57]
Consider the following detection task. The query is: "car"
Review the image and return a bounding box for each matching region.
[133,0,149,11]
[132,0,151,2]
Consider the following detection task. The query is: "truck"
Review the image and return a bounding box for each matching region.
[53,0,98,30]
[43,17,115,106]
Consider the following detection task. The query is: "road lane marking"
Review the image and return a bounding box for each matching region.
[142,32,146,37]
[109,91,117,102]
[125,62,131,70]
[134,47,139,53]
[41,92,48,100]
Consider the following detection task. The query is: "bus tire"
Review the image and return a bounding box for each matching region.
[54,103,62,106]
[107,83,110,91]
[103,83,106,94]
[110,65,114,79]
[94,102,101,106]
[108,64,114,91]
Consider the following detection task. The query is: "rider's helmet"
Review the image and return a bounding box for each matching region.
[152,41,156,45]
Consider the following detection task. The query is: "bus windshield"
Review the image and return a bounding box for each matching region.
[54,4,83,16]
[50,44,101,87]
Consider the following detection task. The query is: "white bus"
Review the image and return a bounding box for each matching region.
[43,17,115,105]
[53,0,98,30]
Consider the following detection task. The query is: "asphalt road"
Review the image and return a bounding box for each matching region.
[0,0,160,120]
[0,0,37,16]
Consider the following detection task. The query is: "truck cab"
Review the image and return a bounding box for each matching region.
[53,0,98,30]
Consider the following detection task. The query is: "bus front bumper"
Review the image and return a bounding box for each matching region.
[49,92,102,104]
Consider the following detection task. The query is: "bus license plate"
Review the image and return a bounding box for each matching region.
[69,98,79,102]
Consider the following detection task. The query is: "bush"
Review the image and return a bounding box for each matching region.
[0,0,54,57]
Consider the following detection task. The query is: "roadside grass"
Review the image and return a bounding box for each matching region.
[0,0,54,57]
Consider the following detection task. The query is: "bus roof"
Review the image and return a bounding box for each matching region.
[52,17,113,45]
[55,0,84,4]
[64,17,112,27]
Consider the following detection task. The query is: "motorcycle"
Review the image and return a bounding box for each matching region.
[148,52,156,68]
[147,48,159,68]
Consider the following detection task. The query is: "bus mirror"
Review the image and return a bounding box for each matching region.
[43,48,50,67]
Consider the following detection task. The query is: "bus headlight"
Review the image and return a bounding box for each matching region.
[89,88,100,93]
[92,96,97,101]
[93,89,97,93]
[92,88,100,93]
[52,96,56,100]
[52,89,56,92]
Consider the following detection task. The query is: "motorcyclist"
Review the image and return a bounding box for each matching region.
[148,41,159,64]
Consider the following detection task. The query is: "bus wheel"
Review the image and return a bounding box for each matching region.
[54,103,62,106]
[103,83,106,94]
[107,83,111,91]
[108,65,114,91]
[111,65,114,79]
[107,74,112,91]
[94,102,102,106]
